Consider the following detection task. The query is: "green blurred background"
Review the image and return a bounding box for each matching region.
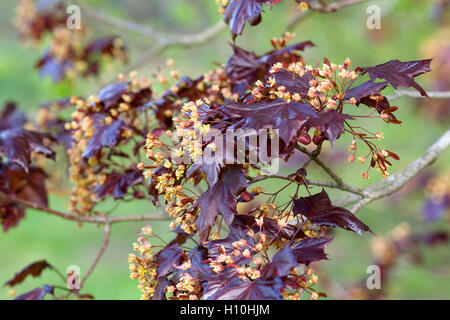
[0,0,449,299]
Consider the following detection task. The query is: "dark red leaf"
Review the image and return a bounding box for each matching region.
[357,93,401,124]
[147,166,169,205]
[259,41,315,66]
[15,285,54,300]
[293,189,372,235]
[205,217,256,258]
[361,59,432,97]
[273,69,314,97]
[82,119,125,159]
[305,111,353,147]
[206,277,283,300]
[0,202,24,232]
[95,82,151,110]
[203,268,239,300]
[226,44,262,85]
[95,169,143,200]
[147,76,202,129]
[152,278,169,300]
[187,158,223,187]
[5,260,52,287]
[83,36,124,56]
[185,245,213,278]
[222,99,317,145]
[344,80,389,104]
[223,0,266,38]
[155,244,185,278]
[261,246,297,280]
[97,82,130,110]
[1,164,49,207]
[292,237,332,265]
[0,102,27,130]
[225,42,314,96]
[167,229,190,247]
[195,166,248,242]
[36,52,73,83]
[0,162,49,232]
[0,128,55,172]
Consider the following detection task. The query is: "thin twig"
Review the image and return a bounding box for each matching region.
[248,173,360,194]
[75,0,168,40]
[334,129,450,211]
[388,89,450,100]
[119,20,226,77]
[295,144,367,196]
[312,0,369,12]
[80,221,111,288]
[76,0,226,81]
[286,0,369,31]
[0,193,171,224]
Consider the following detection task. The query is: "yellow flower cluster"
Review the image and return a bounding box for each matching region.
[129,226,159,300]
[66,102,99,214]
[13,0,39,43]
[129,224,204,300]
[168,272,202,300]
[207,234,268,281]
[14,0,126,80]
[50,27,84,62]
[140,97,221,233]
[141,130,196,234]
[281,267,322,300]
[66,73,150,215]
[216,0,229,15]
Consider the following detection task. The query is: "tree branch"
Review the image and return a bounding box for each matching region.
[311,0,369,13]
[75,0,226,77]
[120,20,226,76]
[75,0,168,40]
[334,129,450,211]
[0,193,171,224]
[295,144,367,196]
[251,129,449,214]
[248,173,363,195]
[81,220,111,289]
[286,0,369,31]
[388,89,450,100]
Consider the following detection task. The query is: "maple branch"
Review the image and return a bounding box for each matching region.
[80,220,111,289]
[310,0,369,13]
[295,144,367,196]
[120,20,226,76]
[388,89,450,100]
[0,193,171,224]
[75,0,167,40]
[286,11,311,32]
[333,129,450,211]
[248,173,363,195]
[286,0,369,31]
[76,0,226,78]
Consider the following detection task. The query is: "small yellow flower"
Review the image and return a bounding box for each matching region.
[298,2,309,11]
[166,58,174,68]
[163,159,172,168]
